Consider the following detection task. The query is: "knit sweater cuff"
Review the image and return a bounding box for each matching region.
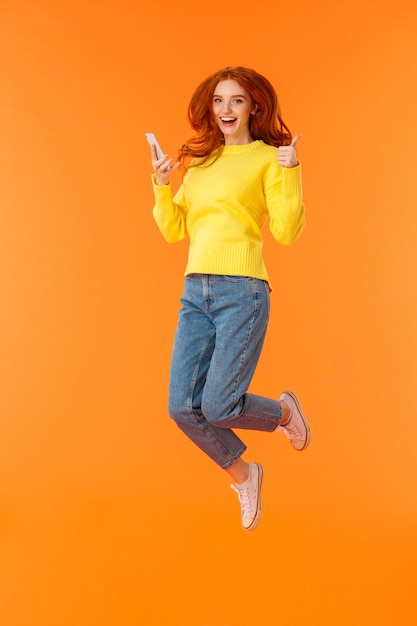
[152,173,171,196]
[151,174,179,221]
[281,163,303,196]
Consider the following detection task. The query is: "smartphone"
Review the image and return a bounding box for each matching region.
[145,132,165,160]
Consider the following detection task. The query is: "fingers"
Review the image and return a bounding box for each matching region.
[153,153,180,185]
[157,157,172,172]
[150,144,178,173]
[290,133,301,147]
[277,133,301,168]
[150,144,168,169]
[156,157,180,175]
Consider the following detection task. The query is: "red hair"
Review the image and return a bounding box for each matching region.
[178,66,292,166]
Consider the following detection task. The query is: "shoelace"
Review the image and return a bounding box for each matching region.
[230,484,254,516]
[279,416,302,440]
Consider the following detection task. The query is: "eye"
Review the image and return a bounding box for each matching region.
[233,98,243,104]
[213,97,222,103]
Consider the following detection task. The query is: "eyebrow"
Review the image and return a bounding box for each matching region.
[213,93,247,99]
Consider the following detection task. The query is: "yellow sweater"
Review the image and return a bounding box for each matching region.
[152,140,305,284]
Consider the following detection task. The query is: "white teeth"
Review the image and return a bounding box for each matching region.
[221,117,236,122]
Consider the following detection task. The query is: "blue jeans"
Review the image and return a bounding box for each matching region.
[168,274,282,469]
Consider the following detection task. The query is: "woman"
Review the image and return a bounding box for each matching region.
[149,66,311,531]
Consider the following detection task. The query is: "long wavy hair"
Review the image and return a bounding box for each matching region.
[178,66,292,167]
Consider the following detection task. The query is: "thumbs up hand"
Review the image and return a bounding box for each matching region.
[277,133,301,168]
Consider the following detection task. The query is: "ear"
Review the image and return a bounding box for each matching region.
[251,102,258,115]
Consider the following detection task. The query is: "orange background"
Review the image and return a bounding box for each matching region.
[1,1,417,624]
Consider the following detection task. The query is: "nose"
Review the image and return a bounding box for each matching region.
[221,100,232,114]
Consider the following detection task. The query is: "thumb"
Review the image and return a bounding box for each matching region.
[290,133,302,147]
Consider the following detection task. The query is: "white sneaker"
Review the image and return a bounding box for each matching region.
[230,462,263,531]
[278,390,311,451]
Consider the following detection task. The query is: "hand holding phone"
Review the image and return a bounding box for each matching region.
[146,132,179,184]
[145,132,165,161]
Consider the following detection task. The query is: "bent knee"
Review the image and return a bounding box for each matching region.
[168,397,190,425]
[201,400,229,426]
[202,393,243,426]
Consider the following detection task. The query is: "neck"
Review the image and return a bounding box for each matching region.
[223,132,253,145]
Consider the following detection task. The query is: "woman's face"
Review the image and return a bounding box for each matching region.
[212,79,255,144]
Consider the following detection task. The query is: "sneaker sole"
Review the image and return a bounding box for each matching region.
[244,463,264,532]
[282,391,311,451]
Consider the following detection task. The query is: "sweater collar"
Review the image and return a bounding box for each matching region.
[219,140,264,154]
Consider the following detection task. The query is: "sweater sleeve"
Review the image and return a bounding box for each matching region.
[151,174,188,243]
[266,163,306,246]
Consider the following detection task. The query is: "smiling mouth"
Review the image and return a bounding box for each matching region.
[220,117,237,125]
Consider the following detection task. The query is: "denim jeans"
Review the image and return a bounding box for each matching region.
[168,274,282,469]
